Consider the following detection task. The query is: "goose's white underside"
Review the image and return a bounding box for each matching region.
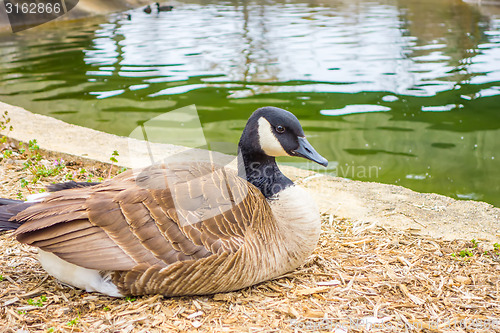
[26,192,50,203]
[29,192,122,296]
[38,250,122,297]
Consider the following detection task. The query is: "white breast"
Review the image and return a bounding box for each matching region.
[267,185,322,270]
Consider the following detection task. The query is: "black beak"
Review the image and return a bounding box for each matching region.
[291,137,328,167]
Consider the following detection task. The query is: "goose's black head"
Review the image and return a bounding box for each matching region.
[239,106,328,166]
[238,106,328,197]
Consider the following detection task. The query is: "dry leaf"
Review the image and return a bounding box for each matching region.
[296,286,330,296]
[304,308,324,318]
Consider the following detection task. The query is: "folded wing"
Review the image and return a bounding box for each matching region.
[13,162,265,272]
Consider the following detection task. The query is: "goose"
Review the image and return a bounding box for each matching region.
[155,2,173,11]
[0,106,328,297]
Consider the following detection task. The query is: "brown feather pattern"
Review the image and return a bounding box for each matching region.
[12,162,292,296]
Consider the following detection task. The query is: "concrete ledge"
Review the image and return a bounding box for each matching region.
[1,101,499,245]
[1,101,142,166]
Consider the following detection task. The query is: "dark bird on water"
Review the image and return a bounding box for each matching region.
[143,5,152,13]
[156,2,174,11]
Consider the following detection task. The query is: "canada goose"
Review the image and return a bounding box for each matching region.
[143,5,152,14]
[0,106,328,297]
[156,2,173,11]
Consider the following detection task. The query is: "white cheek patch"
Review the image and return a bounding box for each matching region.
[257,117,290,157]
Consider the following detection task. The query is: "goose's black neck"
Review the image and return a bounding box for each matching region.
[237,148,293,198]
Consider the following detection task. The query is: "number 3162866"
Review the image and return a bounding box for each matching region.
[5,2,62,14]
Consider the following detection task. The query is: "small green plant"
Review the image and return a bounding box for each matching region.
[28,139,39,151]
[494,243,500,252]
[86,173,94,182]
[17,310,26,315]
[0,274,4,281]
[125,296,136,302]
[110,150,119,164]
[452,248,474,258]
[21,144,66,185]
[20,178,29,189]
[67,318,79,326]
[47,328,55,333]
[108,150,119,178]
[20,178,33,195]
[0,110,13,134]
[1,132,122,196]
[458,249,473,258]
[27,295,46,307]
[471,239,479,248]
[1,149,13,159]
[20,139,42,163]
[103,306,110,311]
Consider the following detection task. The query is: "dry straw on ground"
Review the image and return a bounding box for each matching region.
[1,148,499,333]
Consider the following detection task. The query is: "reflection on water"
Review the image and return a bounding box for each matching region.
[0,0,499,206]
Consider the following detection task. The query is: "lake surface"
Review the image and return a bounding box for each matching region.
[0,0,499,206]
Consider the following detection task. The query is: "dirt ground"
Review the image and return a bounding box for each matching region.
[0,103,499,332]
[0,146,499,332]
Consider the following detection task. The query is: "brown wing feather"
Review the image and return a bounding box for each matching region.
[13,162,266,274]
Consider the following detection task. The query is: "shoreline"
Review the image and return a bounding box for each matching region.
[0,100,499,245]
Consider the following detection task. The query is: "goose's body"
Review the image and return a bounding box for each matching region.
[0,107,327,297]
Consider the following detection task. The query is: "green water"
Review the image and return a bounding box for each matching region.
[0,0,499,206]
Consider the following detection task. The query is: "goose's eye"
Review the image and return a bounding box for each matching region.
[275,125,285,134]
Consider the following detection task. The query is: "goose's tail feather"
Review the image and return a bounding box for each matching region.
[46,181,100,192]
[0,198,23,205]
[0,199,34,232]
[0,181,100,232]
